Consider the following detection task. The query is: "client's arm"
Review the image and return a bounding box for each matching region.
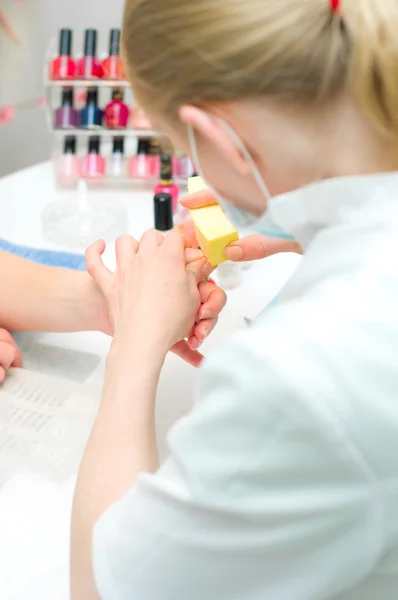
[0,250,109,334]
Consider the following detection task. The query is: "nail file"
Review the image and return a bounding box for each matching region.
[188,176,239,266]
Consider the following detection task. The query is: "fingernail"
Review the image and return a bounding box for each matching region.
[185,248,204,262]
[201,329,210,341]
[190,338,203,350]
[199,309,211,320]
[225,245,244,261]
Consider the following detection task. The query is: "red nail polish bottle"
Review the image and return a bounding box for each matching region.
[102,29,125,80]
[76,29,104,80]
[51,29,76,80]
[154,151,180,214]
[104,89,130,129]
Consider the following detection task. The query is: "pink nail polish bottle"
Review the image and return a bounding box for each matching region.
[131,105,152,130]
[172,153,194,179]
[154,151,180,213]
[55,135,79,185]
[80,136,106,179]
[148,138,161,177]
[104,88,130,129]
[76,29,104,79]
[129,138,153,179]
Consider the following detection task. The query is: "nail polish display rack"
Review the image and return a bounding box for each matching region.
[44,42,191,190]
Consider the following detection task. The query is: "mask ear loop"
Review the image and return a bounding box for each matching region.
[187,118,272,207]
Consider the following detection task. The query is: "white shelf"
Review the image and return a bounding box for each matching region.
[55,177,189,189]
[46,78,131,89]
[51,128,158,138]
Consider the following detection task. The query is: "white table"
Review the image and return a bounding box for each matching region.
[0,162,301,600]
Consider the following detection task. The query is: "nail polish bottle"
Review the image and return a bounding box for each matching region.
[148,138,161,177]
[55,135,79,185]
[51,29,76,80]
[54,88,78,129]
[104,89,129,129]
[79,88,103,129]
[131,105,152,130]
[154,151,180,213]
[172,153,194,179]
[76,29,103,79]
[108,136,126,178]
[154,192,173,234]
[80,136,105,179]
[102,29,125,80]
[129,138,153,179]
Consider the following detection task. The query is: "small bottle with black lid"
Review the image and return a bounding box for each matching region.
[55,135,80,185]
[154,151,180,213]
[102,29,125,80]
[129,138,153,179]
[79,88,103,129]
[81,135,106,179]
[76,29,104,79]
[108,136,127,178]
[54,88,78,129]
[51,29,76,80]
[154,192,174,235]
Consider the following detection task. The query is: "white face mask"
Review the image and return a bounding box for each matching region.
[187,118,295,240]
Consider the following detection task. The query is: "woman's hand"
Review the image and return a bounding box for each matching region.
[86,233,205,365]
[0,328,23,383]
[180,189,303,260]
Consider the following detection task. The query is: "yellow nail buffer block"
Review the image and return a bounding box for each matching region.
[188,176,239,266]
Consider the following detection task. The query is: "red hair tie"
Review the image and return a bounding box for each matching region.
[330,0,341,14]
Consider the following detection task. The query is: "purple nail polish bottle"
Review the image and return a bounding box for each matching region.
[54,88,78,129]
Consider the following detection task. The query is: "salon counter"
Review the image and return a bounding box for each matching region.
[0,161,302,600]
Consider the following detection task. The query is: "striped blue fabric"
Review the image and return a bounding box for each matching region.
[0,239,86,271]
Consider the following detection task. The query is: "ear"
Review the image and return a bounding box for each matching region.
[179,105,251,175]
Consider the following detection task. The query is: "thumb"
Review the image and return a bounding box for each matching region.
[180,188,217,210]
[225,235,302,262]
[85,240,113,292]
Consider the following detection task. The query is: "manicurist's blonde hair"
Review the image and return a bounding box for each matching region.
[122,0,398,137]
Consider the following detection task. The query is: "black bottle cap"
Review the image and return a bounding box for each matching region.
[148,138,160,156]
[84,29,97,57]
[109,29,121,56]
[113,136,125,154]
[63,135,76,154]
[137,138,149,154]
[86,87,98,105]
[111,88,124,102]
[61,88,74,106]
[88,135,101,154]
[59,29,72,57]
[154,193,173,232]
[160,151,173,182]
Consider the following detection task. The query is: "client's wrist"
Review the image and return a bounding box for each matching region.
[113,322,169,359]
[80,274,111,334]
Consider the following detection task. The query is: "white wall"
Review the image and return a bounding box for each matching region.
[0,0,125,178]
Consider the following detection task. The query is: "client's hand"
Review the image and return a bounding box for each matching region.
[0,329,23,383]
[180,189,303,260]
[86,233,224,367]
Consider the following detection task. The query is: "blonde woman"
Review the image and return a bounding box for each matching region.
[71,1,398,598]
